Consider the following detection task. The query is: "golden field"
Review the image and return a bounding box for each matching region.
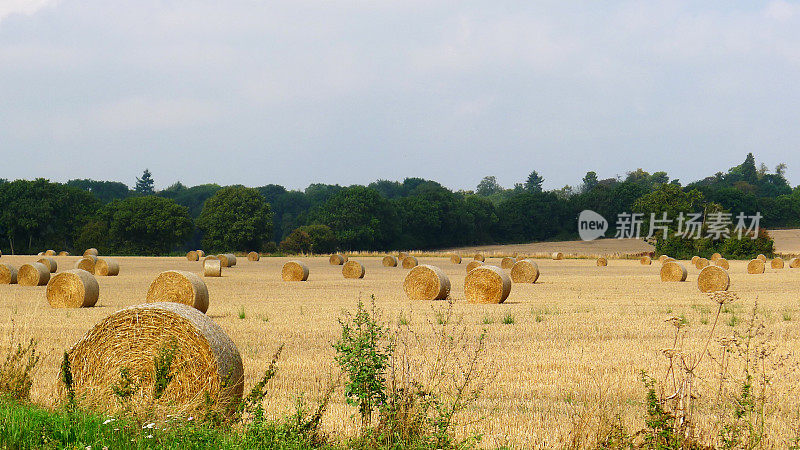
[1,252,800,448]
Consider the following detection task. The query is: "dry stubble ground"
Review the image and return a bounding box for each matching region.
[1,253,800,448]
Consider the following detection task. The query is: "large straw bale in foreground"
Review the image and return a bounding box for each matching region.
[46,269,99,308]
[403,265,450,300]
[511,259,539,283]
[597,257,608,267]
[0,264,17,284]
[552,252,564,260]
[329,254,346,265]
[65,302,243,416]
[203,259,222,277]
[771,258,785,269]
[466,260,483,273]
[402,256,419,269]
[660,261,688,282]
[95,259,119,276]
[37,257,57,273]
[501,257,517,269]
[449,254,462,264]
[698,266,730,293]
[75,256,97,274]
[83,248,99,257]
[18,262,50,286]
[342,260,365,279]
[747,259,765,274]
[715,258,730,270]
[247,252,259,261]
[382,256,398,267]
[640,256,652,265]
[146,271,209,313]
[282,261,309,281]
[186,251,200,261]
[465,265,512,304]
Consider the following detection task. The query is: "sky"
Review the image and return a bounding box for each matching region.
[1,0,800,192]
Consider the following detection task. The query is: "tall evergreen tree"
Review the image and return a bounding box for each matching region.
[525,171,545,193]
[135,169,155,195]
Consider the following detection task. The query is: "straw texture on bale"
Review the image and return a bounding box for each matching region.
[449,254,462,264]
[466,260,484,273]
[474,253,485,262]
[789,257,800,269]
[204,255,219,262]
[747,259,765,274]
[186,251,199,261]
[597,257,608,267]
[342,260,365,279]
[658,255,669,263]
[711,253,722,261]
[247,252,259,261]
[281,261,309,281]
[698,266,730,293]
[715,258,730,270]
[83,248,99,257]
[66,302,243,416]
[58,251,70,256]
[0,264,17,284]
[225,254,237,267]
[95,259,119,276]
[691,256,700,265]
[501,257,517,269]
[552,252,564,260]
[203,259,222,277]
[402,256,419,269]
[44,249,56,256]
[695,258,710,269]
[37,257,57,273]
[75,257,96,274]
[146,271,209,313]
[196,250,205,258]
[465,265,512,304]
[662,257,676,264]
[771,258,784,269]
[757,254,767,263]
[46,269,99,308]
[382,256,398,267]
[660,261,688,282]
[403,265,450,300]
[217,254,230,267]
[329,254,346,265]
[398,252,407,260]
[18,262,50,286]
[640,256,652,265]
[511,259,539,283]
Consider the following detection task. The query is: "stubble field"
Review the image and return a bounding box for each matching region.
[1,252,799,448]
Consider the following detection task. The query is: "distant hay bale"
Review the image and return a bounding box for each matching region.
[691,256,700,265]
[403,265,450,300]
[640,256,652,265]
[382,256,398,267]
[698,266,730,293]
[44,250,56,256]
[402,256,419,269]
[501,257,517,269]
[694,258,710,270]
[756,254,767,263]
[771,258,784,269]
[660,261,687,282]
[18,262,50,286]
[474,253,485,262]
[247,252,259,261]
[37,257,57,273]
[715,258,730,270]
[789,258,800,269]
[465,265,512,304]
[711,253,722,261]
[398,252,408,260]
[511,259,539,283]
[658,255,669,263]
[0,264,17,284]
[329,254,346,265]
[597,257,608,267]
[217,254,230,267]
[75,256,97,274]
[225,254,237,267]
[58,251,70,256]
[747,259,765,274]
[342,260,365,279]
[186,251,199,261]
[65,302,243,417]
[552,252,564,260]
[83,248,99,257]
[95,259,119,276]
[196,250,205,258]
[450,254,462,264]
[282,261,309,281]
[46,269,99,308]
[203,259,221,277]
[466,260,484,273]
[146,271,209,313]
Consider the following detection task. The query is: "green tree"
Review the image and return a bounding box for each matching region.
[134,169,155,195]
[524,170,545,193]
[581,171,599,192]
[297,224,337,253]
[315,186,398,250]
[67,179,130,203]
[101,196,193,255]
[196,186,273,252]
[475,176,502,196]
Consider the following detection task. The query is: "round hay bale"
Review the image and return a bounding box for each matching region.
[398,252,408,260]
[203,259,222,277]
[65,302,243,416]
[75,257,97,274]
[695,258,710,270]
[342,260,365,279]
[44,250,56,256]
[715,258,730,270]
[83,248,99,257]
[711,253,722,261]
[225,254,237,267]
[790,257,800,268]
[204,255,219,262]
[474,253,485,262]
[216,254,230,267]
[186,251,199,261]
[95,258,119,276]
[37,257,57,273]
[329,254,346,265]
[511,259,539,283]
[18,262,50,286]
[58,251,70,256]
[640,256,652,265]
[46,269,99,308]
[552,252,564,260]
[382,256,398,267]
[449,254,462,264]
[771,258,785,269]
[660,261,688,282]
[662,257,677,264]
[500,257,517,269]
[196,250,205,258]
[658,255,669,263]
[403,265,450,300]
[597,257,608,267]
[0,264,17,284]
[282,261,309,281]
[402,256,419,269]
[698,266,730,293]
[465,265,512,304]
[247,252,259,261]
[747,259,765,274]
[691,256,700,265]
[756,254,767,263]
[146,271,209,313]
[466,260,484,273]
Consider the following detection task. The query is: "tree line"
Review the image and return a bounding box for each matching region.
[0,153,797,256]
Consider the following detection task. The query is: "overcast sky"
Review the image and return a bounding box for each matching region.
[2,1,799,191]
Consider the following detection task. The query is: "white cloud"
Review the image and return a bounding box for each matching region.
[0,0,58,24]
